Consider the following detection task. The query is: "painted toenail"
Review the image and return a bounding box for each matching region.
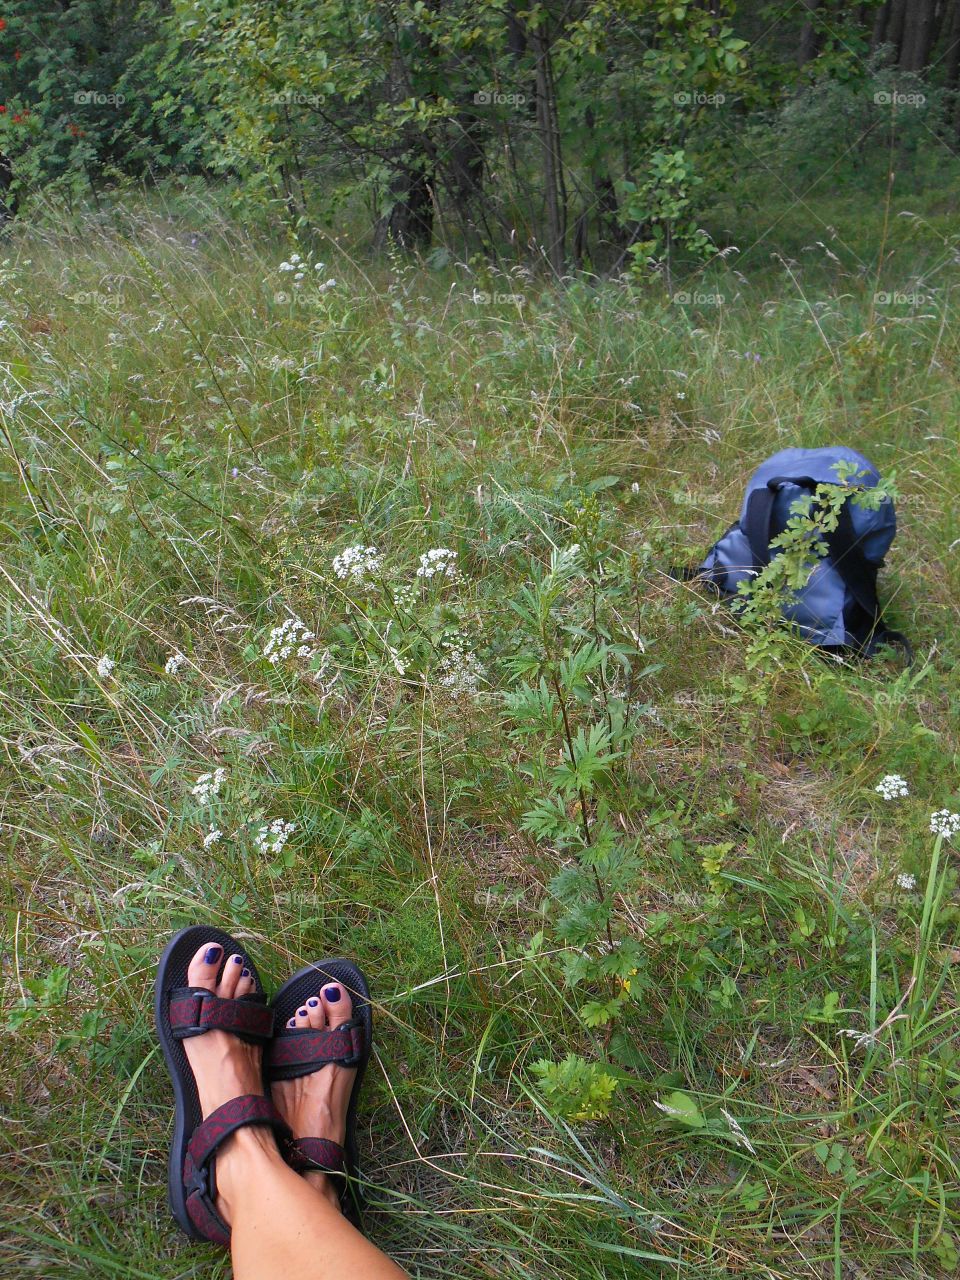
[307,998,319,1007]
[323,986,341,1002]
[297,1008,308,1017]
[232,955,243,965]
[241,968,250,977]
[288,1018,296,1028]
[204,945,222,964]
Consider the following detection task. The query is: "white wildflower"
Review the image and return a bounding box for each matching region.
[319,278,337,293]
[192,767,226,804]
[310,649,341,702]
[437,640,485,698]
[653,1100,689,1118]
[391,581,417,612]
[256,818,296,854]
[96,656,115,679]
[203,827,222,849]
[264,616,317,665]
[388,646,407,676]
[630,482,640,494]
[165,651,185,676]
[840,1027,877,1051]
[332,544,382,586]
[416,547,457,580]
[896,872,916,891]
[930,809,960,840]
[875,773,909,800]
[279,261,293,272]
[720,1108,756,1155]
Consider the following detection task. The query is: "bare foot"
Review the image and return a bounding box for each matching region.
[180,940,277,1221]
[271,981,359,1210]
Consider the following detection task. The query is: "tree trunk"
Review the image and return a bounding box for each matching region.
[871,1,891,52]
[942,0,960,88]
[886,0,908,59]
[900,0,938,69]
[379,162,435,250]
[532,25,564,275]
[0,152,14,220]
[798,0,823,64]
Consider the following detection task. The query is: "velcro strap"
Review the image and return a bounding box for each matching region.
[183,1094,291,1245]
[266,1020,365,1079]
[283,1136,346,1178]
[170,987,274,1042]
[188,1094,289,1171]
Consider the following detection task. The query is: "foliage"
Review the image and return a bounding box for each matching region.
[0,0,200,212]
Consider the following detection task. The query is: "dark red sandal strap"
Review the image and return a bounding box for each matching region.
[170,987,274,1043]
[266,1020,365,1080]
[283,1136,346,1177]
[183,1095,291,1246]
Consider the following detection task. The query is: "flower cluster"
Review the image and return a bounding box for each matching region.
[875,773,909,800]
[165,651,185,676]
[97,656,115,679]
[277,253,336,293]
[436,640,485,698]
[930,809,960,840]
[332,544,382,586]
[192,767,226,804]
[417,548,457,580]
[264,616,317,665]
[896,872,916,891]
[256,818,296,854]
[203,827,223,849]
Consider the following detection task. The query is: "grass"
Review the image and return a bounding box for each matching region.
[1,187,959,1279]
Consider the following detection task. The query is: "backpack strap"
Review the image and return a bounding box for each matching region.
[741,475,817,567]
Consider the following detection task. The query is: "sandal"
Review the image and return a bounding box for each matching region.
[266,958,373,1227]
[154,925,290,1246]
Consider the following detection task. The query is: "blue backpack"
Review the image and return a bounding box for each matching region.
[697,446,909,657]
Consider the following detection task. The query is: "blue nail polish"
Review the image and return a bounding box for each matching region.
[297,1007,308,1017]
[204,945,222,964]
[241,968,250,978]
[307,998,319,1007]
[232,955,243,965]
[323,986,341,1003]
[288,1017,296,1028]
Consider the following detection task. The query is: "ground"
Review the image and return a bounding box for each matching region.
[1,190,959,1278]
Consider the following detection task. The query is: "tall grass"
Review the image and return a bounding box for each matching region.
[1,191,959,1279]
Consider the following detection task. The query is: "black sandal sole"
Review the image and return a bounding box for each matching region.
[153,924,269,1240]
[269,958,373,1226]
